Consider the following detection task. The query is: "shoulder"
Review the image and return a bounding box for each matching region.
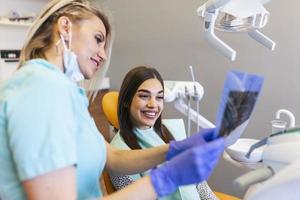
[110,132,131,150]
[1,60,76,106]
[162,118,187,140]
[21,60,74,93]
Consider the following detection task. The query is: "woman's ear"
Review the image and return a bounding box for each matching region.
[57,16,72,40]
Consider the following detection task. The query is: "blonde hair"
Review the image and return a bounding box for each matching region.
[19,0,113,99]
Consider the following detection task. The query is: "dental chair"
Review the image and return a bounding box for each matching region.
[101,91,240,200]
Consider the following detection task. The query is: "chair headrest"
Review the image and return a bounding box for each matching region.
[102,91,119,129]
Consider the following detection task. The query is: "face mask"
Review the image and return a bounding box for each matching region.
[60,24,84,82]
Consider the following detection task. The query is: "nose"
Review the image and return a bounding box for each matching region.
[147,97,157,108]
[98,47,108,61]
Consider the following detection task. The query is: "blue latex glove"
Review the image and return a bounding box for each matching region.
[166,128,217,160]
[150,138,224,197]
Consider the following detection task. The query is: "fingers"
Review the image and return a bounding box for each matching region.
[199,137,225,155]
[193,128,217,142]
[190,151,221,181]
[192,138,225,175]
[203,128,218,141]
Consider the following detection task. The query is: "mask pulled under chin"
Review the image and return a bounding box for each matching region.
[63,49,84,82]
[60,34,84,82]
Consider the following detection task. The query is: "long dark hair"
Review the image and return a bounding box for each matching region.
[118,66,174,149]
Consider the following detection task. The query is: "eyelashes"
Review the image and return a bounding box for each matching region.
[95,34,104,44]
[138,94,164,100]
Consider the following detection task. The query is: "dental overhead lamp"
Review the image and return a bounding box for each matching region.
[197,0,275,61]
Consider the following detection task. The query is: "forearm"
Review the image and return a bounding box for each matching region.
[106,143,169,175]
[23,166,77,200]
[100,176,156,200]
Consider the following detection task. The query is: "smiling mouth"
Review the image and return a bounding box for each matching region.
[141,110,159,119]
[91,58,100,67]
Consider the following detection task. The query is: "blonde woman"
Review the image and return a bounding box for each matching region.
[0,1,224,200]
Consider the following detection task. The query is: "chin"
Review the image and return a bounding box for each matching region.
[82,71,94,80]
[143,121,155,127]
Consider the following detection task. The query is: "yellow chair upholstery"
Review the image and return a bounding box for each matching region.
[102,91,119,129]
[215,191,241,200]
[101,91,241,200]
[100,91,119,194]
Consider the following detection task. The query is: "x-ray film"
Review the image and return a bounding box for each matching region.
[214,71,264,146]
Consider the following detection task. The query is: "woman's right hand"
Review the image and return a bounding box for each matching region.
[166,128,217,160]
[150,137,224,197]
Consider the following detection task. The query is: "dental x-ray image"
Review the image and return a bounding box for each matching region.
[214,71,264,146]
[219,90,259,137]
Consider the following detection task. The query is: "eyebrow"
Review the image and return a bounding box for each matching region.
[137,89,164,94]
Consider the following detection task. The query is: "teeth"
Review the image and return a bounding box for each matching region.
[143,111,156,117]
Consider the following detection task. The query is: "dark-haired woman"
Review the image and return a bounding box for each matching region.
[110,66,219,200]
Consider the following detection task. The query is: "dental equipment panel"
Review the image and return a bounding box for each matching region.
[237,128,300,200]
[245,109,296,159]
[164,79,215,136]
[245,158,300,200]
[164,66,216,136]
[197,0,275,61]
[231,117,300,199]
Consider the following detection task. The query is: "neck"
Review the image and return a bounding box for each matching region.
[44,45,64,72]
[136,126,152,130]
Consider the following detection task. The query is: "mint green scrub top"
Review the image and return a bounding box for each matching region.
[110,119,201,200]
[0,59,107,200]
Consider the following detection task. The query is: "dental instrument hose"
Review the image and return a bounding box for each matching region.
[189,65,201,132]
[185,85,191,137]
